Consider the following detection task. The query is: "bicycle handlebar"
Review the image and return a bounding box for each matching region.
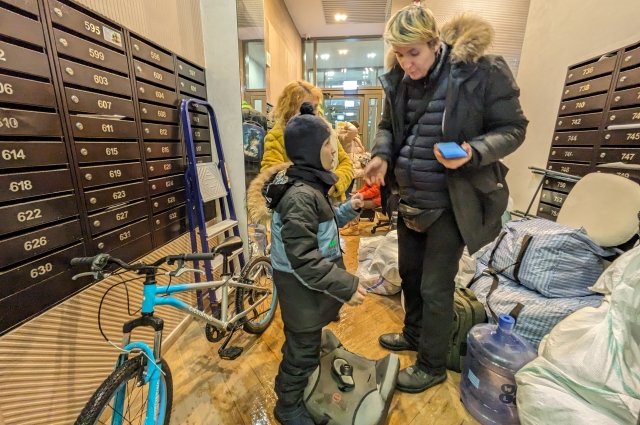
[70,257,95,266]
[70,252,216,275]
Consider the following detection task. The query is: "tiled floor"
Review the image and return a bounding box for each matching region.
[164,222,479,424]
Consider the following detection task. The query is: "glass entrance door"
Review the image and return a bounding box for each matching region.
[322,89,384,151]
[323,96,363,130]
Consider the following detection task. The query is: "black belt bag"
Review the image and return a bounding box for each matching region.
[398,203,443,233]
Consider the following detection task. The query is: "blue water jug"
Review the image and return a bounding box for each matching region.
[460,315,537,424]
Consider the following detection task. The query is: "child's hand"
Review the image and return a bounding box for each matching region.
[347,285,367,306]
[350,193,364,210]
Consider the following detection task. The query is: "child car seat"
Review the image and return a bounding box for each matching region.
[304,329,399,425]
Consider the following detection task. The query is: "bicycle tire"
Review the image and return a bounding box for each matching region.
[239,255,278,334]
[75,355,173,425]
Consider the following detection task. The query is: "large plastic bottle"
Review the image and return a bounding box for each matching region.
[460,315,537,424]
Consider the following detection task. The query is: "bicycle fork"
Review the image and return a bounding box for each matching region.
[111,315,167,425]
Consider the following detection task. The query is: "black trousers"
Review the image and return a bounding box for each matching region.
[274,327,322,417]
[398,209,465,375]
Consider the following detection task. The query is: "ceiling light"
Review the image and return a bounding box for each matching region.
[338,49,348,55]
[367,52,377,59]
[320,53,330,60]
[335,13,347,22]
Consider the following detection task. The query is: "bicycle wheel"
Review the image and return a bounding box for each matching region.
[75,355,172,425]
[238,255,278,334]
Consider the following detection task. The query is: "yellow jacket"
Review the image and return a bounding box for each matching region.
[260,123,354,200]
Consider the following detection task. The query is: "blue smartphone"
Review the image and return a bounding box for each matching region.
[437,142,468,159]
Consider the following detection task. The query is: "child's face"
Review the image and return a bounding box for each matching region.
[320,137,336,171]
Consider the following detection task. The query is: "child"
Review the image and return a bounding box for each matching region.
[265,103,367,425]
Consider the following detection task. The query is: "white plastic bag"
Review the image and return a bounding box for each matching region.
[455,247,476,288]
[356,231,401,295]
[515,245,640,425]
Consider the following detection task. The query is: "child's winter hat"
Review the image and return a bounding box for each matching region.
[284,103,331,170]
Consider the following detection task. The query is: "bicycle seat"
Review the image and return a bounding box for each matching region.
[213,236,243,256]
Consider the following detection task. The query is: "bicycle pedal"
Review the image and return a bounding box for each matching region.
[219,346,243,360]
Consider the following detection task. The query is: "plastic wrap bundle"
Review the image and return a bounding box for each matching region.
[356,231,401,295]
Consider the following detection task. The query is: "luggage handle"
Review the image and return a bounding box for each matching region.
[466,232,533,288]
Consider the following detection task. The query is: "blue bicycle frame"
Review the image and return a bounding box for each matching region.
[110,272,273,425]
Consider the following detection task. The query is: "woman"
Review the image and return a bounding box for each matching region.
[338,122,367,235]
[365,5,528,393]
[339,122,366,187]
[260,80,353,202]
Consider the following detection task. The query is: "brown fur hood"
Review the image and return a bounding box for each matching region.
[385,14,494,69]
[246,162,290,225]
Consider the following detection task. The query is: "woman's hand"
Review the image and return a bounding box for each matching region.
[364,156,388,186]
[434,142,473,169]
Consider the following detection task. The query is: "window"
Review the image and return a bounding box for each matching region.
[244,41,265,89]
[303,38,384,89]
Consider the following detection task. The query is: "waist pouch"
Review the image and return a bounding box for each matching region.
[398,202,443,233]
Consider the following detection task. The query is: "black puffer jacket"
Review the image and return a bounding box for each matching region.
[395,44,451,209]
[372,15,528,253]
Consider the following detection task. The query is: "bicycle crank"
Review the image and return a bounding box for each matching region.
[205,324,226,342]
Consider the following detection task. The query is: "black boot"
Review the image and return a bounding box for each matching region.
[396,365,446,393]
[273,403,315,425]
[378,333,417,351]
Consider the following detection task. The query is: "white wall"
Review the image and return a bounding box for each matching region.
[78,0,205,65]
[506,0,640,213]
[200,1,248,242]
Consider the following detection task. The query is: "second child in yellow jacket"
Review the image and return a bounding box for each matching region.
[260,80,353,201]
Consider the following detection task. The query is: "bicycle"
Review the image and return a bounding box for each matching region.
[71,236,277,425]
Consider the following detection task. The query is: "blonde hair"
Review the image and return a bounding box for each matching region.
[273,81,323,128]
[384,5,439,47]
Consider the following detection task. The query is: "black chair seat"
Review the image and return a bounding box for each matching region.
[213,236,243,256]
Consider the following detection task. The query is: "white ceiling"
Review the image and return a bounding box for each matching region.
[284,0,410,38]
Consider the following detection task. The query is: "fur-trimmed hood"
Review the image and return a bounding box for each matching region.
[246,162,290,225]
[385,14,494,69]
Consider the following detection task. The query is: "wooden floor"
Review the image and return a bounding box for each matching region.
[165,221,479,425]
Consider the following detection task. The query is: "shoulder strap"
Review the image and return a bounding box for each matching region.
[486,277,525,323]
[402,79,443,141]
[487,231,508,271]
[465,230,508,289]
[512,234,533,282]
